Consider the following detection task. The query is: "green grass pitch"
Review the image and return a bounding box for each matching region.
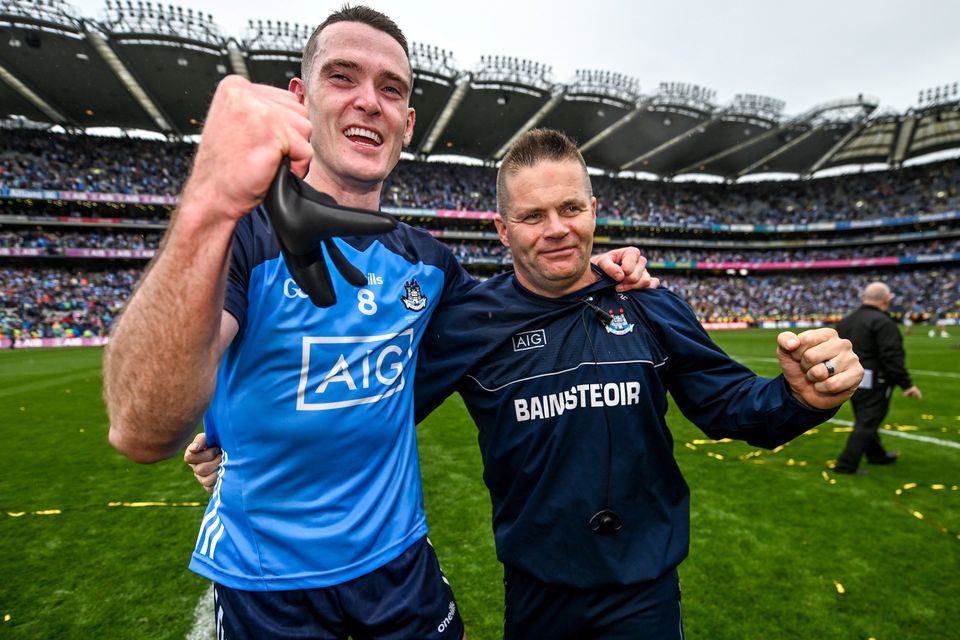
[1,329,957,639]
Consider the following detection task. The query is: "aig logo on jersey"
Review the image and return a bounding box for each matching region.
[513,329,546,351]
[296,329,414,410]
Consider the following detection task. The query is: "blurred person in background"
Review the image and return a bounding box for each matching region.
[833,281,922,475]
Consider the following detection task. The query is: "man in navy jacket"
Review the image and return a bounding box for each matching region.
[414,129,863,638]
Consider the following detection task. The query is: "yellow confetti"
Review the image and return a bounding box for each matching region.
[7,513,24,518]
[19,407,25,411]
[684,443,697,450]
[912,511,924,520]
[821,471,830,482]
[3,614,9,622]
[829,479,837,485]
[921,414,934,420]
[832,426,853,432]
[903,483,918,490]
[895,489,902,495]
[107,501,202,508]
[834,581,845,594]
[894,425,918,431]
[79,428,85,433]
[771,445,785,453]
[932,484,945,490]
[34,510,61,516]
[707,452,725,460]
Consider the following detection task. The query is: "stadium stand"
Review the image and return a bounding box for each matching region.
[1,128,958,343]
[0,0,958,345]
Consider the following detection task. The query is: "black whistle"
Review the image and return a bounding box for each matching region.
[263,159,398,307]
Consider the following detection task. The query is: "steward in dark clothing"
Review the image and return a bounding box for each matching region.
[834,282,922,474]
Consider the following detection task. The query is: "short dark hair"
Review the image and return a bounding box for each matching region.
[496,128,590,215]
[301,5,410,82]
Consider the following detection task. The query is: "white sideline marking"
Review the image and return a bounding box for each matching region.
[829,419,960,449]
[186,583,214,640]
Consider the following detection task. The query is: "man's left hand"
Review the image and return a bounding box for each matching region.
[777,328,863,410]
[592,247,660,292]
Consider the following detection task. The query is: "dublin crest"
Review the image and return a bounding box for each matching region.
[400,279,427,311]
[605,308,634,335]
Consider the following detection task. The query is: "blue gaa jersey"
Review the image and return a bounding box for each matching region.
[415,269,836,589]
[189,204,473,591]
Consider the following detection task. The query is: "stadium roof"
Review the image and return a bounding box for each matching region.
[2,0,959,179]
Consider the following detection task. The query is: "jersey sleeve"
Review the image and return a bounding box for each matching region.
[643,289,837,449]
[223,213,255,333]
[412,250,485,423]
[433,238,477,310]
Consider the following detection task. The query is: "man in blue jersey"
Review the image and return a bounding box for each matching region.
[104,6,652,639]
[191,128,863,638]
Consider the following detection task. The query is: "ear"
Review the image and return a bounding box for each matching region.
[289,77,307,105]
[403,107,416,147]
[493,215,510,248]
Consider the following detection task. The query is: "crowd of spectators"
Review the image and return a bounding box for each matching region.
[2,129,958,337]
[0,229,161,251]
[2,129,959,226]
[0,129,192,195]
[4,230,958,263]
[2,265,957,339]
[1,267,138,340]
[654,268,960,322]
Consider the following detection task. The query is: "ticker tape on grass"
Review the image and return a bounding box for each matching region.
[684,423,960,543]
[893,482,960,541]
[5,501,204,517]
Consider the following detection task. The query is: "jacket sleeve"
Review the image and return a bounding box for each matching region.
[411,244,480,424]
[875,317,912,389]
[647,291,837,449]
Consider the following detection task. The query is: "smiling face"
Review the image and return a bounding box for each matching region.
[495,159,598,298]
[292,21,415,208]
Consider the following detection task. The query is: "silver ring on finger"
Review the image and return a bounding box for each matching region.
[823,359,836,377]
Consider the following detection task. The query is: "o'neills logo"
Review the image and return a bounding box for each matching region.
[514,381,643,421]
[400,279,427,311]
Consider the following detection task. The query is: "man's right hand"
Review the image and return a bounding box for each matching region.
[903,385,922,400]
[184,433,222,494]
[181,75,314,223]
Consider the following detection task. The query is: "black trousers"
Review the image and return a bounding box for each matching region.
[503,566,683,640]
[835,385,892,471]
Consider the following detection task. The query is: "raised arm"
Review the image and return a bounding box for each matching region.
[103,76,313,463]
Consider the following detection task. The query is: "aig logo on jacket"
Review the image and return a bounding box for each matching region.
[513,329,546,351]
